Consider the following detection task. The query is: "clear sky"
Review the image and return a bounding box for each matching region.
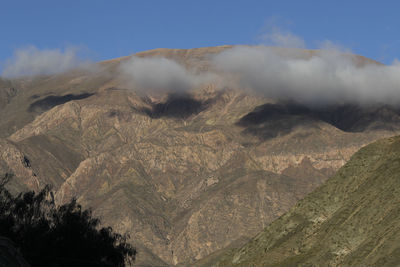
[1,0,400,65]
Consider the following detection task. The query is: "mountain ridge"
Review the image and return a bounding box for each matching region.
[0,46,398,265]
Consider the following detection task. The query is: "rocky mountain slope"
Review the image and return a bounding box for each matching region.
[0,46,399,266]
[213,135,400,266]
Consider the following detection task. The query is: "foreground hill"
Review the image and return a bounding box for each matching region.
[0,46,399,265]
[213,135,400,266]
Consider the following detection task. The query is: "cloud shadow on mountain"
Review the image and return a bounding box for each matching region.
[140,93,212,119]
[237,102,400,140]
[236,103,317,140]
[28,93,94,112]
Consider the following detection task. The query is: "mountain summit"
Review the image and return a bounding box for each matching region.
[0,46,399,265]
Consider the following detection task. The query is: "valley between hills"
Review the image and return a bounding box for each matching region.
[1,46,400,266]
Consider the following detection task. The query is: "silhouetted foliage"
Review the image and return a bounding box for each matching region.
[0,174,135,267]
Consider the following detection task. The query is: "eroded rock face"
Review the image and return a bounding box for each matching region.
[1,47,399,266]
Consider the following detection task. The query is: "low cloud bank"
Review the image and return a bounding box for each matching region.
[1,46,90,78]
[117,39,400,106]
[212,46,400,106]
[4,42,400,107]
[119,56,215,93]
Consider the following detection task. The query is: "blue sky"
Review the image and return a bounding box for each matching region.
[1,0,400,65]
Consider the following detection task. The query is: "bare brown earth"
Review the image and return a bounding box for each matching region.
[0,47,398,266]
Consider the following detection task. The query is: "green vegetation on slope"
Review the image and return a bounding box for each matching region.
[213,136,400,266]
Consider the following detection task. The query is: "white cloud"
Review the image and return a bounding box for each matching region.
[119,56,215,93]
[2,46,89,78]
[5,41,400,107]
[317,40,349,53]
[260,27,306,49]
[212,46,400,106]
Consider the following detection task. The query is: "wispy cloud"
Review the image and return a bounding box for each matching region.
[4,35,400,107]
[118,42,400,107]
[260,26,306,49]
[118,56,215,93]
[212,45,400,106]
[1,46,90,78]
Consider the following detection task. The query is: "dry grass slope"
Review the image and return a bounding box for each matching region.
[213,135,400,266]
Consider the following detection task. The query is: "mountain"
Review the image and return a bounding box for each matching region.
[212,135,400,266]
[0,46,399,265]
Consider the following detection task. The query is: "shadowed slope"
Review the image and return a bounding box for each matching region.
[237,102,400,140]
[140,93,209,119]
[28,93,94,112]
